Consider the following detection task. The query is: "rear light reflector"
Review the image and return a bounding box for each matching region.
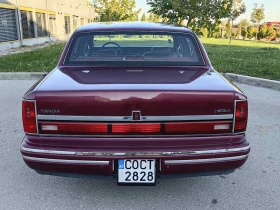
[22,100,37,134]
[214,124,230,130]
[112,124,160,133]
[40,122,108,134]
[234,101,248,133]
[165,121,232,134]
[41,125,58,131]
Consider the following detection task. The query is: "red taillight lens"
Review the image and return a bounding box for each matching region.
[40,122,108,134]
[234,101,248,133]
[22,100,37,134]
[165,121,232,134]
[112,124,161,133]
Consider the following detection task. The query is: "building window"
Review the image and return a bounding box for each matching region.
[73,16,78,30]
[49,14,56,35]
[36,12,47,37]
[88,18,90,24]
[81,18,84,26]
[0,8,18,42]
[20,10,35,39]
[64,16,70,34]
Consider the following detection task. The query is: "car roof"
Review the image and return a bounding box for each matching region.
[76,22,194,34]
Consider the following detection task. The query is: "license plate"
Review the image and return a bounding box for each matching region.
[118,159,156,184]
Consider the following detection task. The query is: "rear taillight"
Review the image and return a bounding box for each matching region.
[22,100,37,134]
[234,100,248,133]
[165,121,232,134]
[112,124,161,133]
[40,122,108,134]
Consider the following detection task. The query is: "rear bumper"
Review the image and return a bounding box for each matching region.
[21,134,250,178]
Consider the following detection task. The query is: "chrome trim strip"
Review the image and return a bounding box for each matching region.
[22,156,110,165]
[22,147,76,155]
[34,100,38,134]
[165,155,248,165]
[162,146,250,155]
[21,145,250,156]
[37,114,234,122]
[25,132,245,138]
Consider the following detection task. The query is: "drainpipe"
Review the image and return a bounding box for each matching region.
[46,0,51,42]
[15,0,23,46]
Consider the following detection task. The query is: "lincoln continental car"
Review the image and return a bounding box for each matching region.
[21,22,249,185]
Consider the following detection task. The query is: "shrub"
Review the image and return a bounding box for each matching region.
[258,24,267,39]
[200,27,209,38]
[266,26,276,37]
[241,27,248,39]
[247,26,256,39]
[276,30,280,38]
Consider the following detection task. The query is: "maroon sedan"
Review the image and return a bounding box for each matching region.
[21,22,249,185]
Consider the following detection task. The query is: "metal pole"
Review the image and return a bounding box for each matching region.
[46,0,51,41]
[15,0,23,46]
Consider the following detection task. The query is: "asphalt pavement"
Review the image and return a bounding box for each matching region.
[0,80,279,210]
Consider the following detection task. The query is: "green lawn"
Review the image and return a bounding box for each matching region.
[0,43,65,72]
[201,38,280,80]
[0,38,279,80]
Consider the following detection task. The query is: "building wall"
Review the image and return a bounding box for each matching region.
[0,0,96,51]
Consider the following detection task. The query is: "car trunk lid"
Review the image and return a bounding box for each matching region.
[33,67,238,135]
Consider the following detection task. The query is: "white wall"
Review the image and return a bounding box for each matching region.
[0,0,95,51]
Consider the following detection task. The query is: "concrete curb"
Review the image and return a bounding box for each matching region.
[223,73,280,91]
[0,72,47,80]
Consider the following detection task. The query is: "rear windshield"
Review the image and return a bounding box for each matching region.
[64,32,205,66]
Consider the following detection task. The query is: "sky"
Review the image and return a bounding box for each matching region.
[136,0,280,23]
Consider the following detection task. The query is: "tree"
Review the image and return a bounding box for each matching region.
[153,14,160,22]
[238,24,242,37]
[147,0,233,30]
[247,26,256,39]
[94,0,141,22]
[259,24,267,39]
[266,26,276,37]
[250,4,265,40]
[179,19,185,26]
[200,27,209,38]
[147,13,154,22]
[276,29,280,39]
[162,17,168,23]
[239,19,249,28]
[141,13,146,21]
[211,21,223,38]
[228,0,246,46]
[241,27,247,39]
[225,19,231,38]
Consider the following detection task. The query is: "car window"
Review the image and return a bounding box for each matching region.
[65,32,205,66]
[94,35,174,47]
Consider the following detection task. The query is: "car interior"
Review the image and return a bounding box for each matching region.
[68,33,200,62]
